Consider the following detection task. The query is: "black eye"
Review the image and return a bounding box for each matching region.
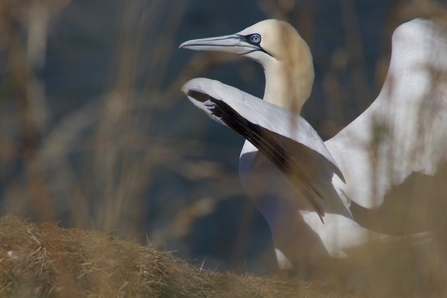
[248,34,261,44]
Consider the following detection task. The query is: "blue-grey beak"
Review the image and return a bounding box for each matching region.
[179,34,259,56]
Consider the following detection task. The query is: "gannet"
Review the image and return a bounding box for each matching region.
[179,19,447,275]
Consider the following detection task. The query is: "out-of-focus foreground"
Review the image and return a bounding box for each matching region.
[0,0,447,297]
[0,215,356,297]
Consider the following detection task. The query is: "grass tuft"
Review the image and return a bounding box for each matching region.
[0,216,356,297]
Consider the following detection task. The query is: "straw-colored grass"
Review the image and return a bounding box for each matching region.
[0,215,357,298]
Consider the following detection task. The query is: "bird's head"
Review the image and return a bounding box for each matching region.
[180,19,314,112]
[179,19,309,68]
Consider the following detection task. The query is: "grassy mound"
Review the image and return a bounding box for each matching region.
[0,216,353,297]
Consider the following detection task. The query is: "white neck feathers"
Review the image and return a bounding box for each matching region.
[262,32,314,115]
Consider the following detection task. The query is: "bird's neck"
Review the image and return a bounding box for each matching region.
[262,51,314,115]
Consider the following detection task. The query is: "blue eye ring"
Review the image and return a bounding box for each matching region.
[248,33,261,44]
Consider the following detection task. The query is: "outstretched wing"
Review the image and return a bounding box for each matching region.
[182,77,345,220]
[326,19,447,209]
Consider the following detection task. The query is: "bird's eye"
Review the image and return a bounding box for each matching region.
[248,34,261,44]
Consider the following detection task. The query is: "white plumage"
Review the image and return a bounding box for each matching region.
[180,18,447,274]
[327,20,447,209]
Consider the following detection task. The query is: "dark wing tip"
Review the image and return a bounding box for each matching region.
[319,214,325,224]
[336,168,346,183]
[300,184,325,223]
[187,90,210,103]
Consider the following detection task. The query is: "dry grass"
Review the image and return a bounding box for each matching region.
[0,215,357,298]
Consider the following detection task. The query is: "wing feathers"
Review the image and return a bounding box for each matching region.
[326,19,447,209]
[183,84,340,221]
[183,78,345,182]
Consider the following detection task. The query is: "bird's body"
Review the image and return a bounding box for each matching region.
[180,19,447,275]
[183,77,387,274]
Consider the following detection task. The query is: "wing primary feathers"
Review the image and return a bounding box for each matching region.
[187,90,210,103]
[187,90,325,221]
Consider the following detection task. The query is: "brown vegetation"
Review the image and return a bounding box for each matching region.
[0,216,356,297]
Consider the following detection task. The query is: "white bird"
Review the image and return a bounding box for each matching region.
[179,19,447,275]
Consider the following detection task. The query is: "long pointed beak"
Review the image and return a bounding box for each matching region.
[179,34,257,56]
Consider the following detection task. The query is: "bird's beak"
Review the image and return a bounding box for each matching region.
[179,34,257,56]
